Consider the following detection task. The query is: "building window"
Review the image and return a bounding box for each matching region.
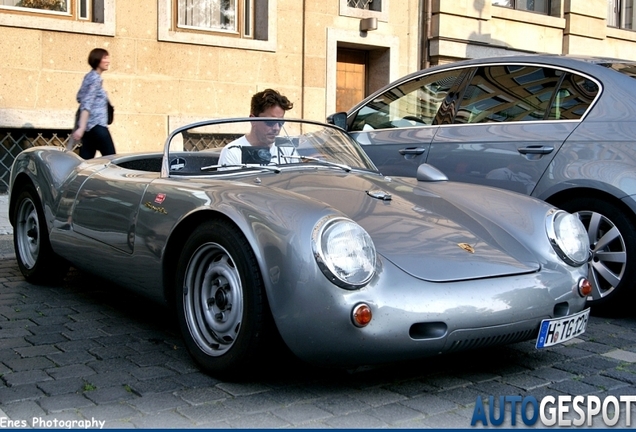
[340,0,387,21]
[176,0,267,40]
[492,0,551,15]
[177,0,255,37]
[159,0,274,51]
[175,0,261,39]
[608,0,634,30]
[347,0,381,12]
[0,0,92,20]
[0,0,111,34]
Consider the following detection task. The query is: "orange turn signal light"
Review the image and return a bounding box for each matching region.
[578,278,592,298]
[352,303,372,327]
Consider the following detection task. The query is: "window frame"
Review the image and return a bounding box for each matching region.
[608,0,635,31]
[159,0,276,52]
[0,0,113,35]
[0,0,73,18]
[491,0,552,16]
[175,0,254,38]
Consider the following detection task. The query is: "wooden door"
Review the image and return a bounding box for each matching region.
[336,49,368,112]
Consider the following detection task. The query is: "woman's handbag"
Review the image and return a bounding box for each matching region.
[107,101,114,125]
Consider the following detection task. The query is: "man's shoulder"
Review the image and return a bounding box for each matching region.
[219,135,249,164]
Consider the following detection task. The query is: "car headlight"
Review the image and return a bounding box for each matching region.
[312,216,376,289]
[546,210,590,266]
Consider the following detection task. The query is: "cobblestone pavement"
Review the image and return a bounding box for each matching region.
[0,254,634,429]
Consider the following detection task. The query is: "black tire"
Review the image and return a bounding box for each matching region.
[12,184,69,284]
[558,197,636,311]
[175,219,270,377]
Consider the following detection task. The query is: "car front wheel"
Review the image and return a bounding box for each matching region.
[175,220,270,377]
[558,197,636,311]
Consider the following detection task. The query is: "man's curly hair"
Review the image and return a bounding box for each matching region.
[250,89,293,116]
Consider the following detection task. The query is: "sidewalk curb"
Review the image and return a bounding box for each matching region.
[0,194,11,236]
[0,195,14,259]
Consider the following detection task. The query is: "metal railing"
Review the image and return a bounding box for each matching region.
[182,132,241,151]
[347,0,375,9]
[0,129,71,193]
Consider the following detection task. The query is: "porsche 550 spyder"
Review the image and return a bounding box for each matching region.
[9,118,592,377]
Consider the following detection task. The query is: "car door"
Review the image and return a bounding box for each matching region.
[426,64,599,195]
[72,165,153,253]
[347,68,468,177]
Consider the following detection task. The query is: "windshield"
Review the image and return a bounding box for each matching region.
[162,118,377,177]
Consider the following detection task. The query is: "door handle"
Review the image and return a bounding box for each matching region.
[517,145,554,155]
[398,147,426,155]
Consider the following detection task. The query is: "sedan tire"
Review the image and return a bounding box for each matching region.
[559,197,636,311]
[13,184,69,284]
[175,219,270,377]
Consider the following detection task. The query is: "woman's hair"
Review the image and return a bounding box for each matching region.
[88,48,109,69]
[250,89,293,116]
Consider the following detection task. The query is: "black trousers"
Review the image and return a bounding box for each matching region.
[80,125,116,159]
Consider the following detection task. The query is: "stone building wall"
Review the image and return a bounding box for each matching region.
[1,1,635,153]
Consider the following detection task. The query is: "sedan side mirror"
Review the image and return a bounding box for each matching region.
[327,112,348,131]
[416,164,448,182]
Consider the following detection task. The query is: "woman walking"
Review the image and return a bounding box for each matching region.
[71,48,116,159]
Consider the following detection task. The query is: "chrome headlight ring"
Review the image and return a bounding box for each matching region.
[546,209,591,267]
[312,216,376,289]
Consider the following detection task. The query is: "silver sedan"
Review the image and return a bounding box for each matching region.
[331,55,636,312]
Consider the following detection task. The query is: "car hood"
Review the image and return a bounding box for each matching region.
[264,170,541,282]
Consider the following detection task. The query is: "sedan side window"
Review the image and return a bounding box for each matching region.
[350,70,463,131]
[454,65,562,124]
[547,73,599,120]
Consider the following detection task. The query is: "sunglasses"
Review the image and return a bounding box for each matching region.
[263,120,285,128]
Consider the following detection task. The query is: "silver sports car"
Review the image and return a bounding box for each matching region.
[9,118,591,377]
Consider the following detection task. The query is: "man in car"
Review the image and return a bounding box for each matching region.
[218,89,296,167]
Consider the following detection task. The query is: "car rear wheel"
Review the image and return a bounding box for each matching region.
[558,197,636,311]
[175,220,270,377]
[13,184,69,284]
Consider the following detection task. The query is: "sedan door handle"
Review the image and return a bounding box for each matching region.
[398,147,427,155]
[517,145,555,155]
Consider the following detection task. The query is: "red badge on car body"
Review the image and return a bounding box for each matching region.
[154,193,166,204]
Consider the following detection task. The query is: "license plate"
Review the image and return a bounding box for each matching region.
[536,308,590,349]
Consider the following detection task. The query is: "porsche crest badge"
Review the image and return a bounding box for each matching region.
[458,243,475,253]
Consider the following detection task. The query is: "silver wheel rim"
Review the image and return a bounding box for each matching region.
[15,197,40,269]
[183,242,244,356]
[576,210,627,301]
